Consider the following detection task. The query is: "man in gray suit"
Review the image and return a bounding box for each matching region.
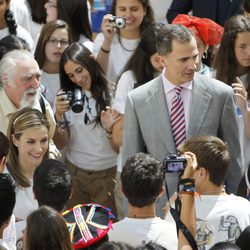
[122,24,244,214]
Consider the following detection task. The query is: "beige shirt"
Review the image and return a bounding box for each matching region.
[0,88,60,159]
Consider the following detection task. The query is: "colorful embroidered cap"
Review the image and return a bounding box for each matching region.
[63,203,114,249]
[172,14,224,45]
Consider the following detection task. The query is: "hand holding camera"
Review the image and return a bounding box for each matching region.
[56,88,84,117]
[163,151,197,178]
[108,15,126,29]
[181,152,198,179]
[164,153,187,173]
[101,14,126,42]
[55,90,71,121]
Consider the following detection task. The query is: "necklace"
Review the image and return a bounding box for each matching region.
[118,35,138,52]
[202,188,226,195]
[128,213,156,219]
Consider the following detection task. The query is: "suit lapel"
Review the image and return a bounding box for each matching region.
[146,77,176,153]
[187,74,212,138]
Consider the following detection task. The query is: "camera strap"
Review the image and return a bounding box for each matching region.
[165,179,198,250]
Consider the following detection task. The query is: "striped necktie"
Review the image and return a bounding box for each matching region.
[170,86,186,148]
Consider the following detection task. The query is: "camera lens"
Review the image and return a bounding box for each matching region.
[71,102,84,113]
[71,89,84,113]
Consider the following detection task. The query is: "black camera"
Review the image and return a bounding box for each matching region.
[163,153,187,173]
[58,89,84,113]
[108,16,126,29]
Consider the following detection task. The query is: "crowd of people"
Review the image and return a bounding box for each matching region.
[0,0,250,250]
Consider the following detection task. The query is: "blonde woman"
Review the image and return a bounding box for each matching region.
[6,107,50,220]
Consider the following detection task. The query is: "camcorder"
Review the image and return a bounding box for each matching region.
[57,89,84,113]
[163,153,187,173]
[108,15,126,29]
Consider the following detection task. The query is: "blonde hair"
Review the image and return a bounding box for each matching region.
[7,107,50,187]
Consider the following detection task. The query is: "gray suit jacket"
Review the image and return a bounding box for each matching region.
[122,73,244,194]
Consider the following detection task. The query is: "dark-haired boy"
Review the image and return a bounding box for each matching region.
[108,153,177,249]
[33,159,73,213]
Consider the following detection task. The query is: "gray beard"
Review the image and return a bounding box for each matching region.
[19,88,40,109]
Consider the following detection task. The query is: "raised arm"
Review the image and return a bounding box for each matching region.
[53,93,70,149]
[95,14,116,74]
[232,78,250,139]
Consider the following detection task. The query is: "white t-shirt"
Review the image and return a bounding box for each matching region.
[108,217,178,250]
[14,182,38,220]
[3,169,38,220]
[0,25,34,52]
[10,0,30,34]
[113,70,136,172]
[64,90,117,171]
[0,239,10,250]
[3,214,16,250]
[10,0,43,46]
[23,0,43,45]
[40,71,60,108]
[195,194,250,249]
[114,70,136,114]
[93,33,139,83]
[79,34,93,52]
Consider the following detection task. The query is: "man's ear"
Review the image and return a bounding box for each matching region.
[158,55,167,68]
[1,73,8,86]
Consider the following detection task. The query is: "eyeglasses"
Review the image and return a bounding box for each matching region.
[47,38,69,48]
[47,0,57,8]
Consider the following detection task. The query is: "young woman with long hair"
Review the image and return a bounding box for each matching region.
[93,0,154,83]
[6,107,50,220]
[35,19,71,107]
[54,42,120,216]
[45,0,93,51]
[213,15,250,170]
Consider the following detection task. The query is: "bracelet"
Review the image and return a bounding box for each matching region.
[101,47,110,53]
[181,191,201,199]
[105,132,113,140]
[56,119,69,129]
[180,191,195,196]
[105,128,112,134]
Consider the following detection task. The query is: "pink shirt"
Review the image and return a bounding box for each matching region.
[161,69,193,132]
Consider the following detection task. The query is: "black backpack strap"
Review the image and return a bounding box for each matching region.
[39,95,46,116]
